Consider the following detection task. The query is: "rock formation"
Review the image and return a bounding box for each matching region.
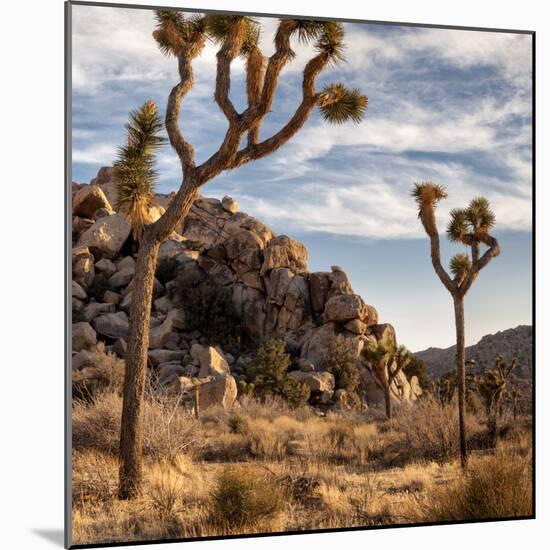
[415,325,533,380]
[71,167,422,410]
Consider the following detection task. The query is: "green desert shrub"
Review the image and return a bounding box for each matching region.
[211,467,285,528]
[237,380,255,398]
[247,339,310,407]
[403,355,432,392]
[323,334,361,401]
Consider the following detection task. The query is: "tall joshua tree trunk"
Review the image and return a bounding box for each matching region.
[117,12,368,499]
[118,234,160,499]
[453,295,468,469]
[119,184,198,499]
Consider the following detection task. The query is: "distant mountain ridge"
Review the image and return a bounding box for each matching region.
[414,325,533,380]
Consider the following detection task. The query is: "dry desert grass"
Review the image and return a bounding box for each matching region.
[71,391,532,546]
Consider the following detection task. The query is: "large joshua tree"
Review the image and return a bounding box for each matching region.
[361,342,411,420]
[116,11,368,499]
[412,183,500,468]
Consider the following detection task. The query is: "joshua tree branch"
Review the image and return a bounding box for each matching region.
[213,22,244,123]
[165,52,198,176]
[371,366,386,391]
[246,45,266,145]
[259,20,298,116]
[388,354,410,384]
[230,52,330,168]
[471,241,480,264]
[419,207,455,293]
[196,46,330,181]
[460,233,500,295]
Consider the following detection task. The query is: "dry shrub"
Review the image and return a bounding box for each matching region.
[73,391,121,454]
[142,392,201,462]
[202,432,250,462]
[73,391,200,462]
[247,418,288,461]
[319,482,352,517]
[211,466,285,529]
[279,473,321,504]
[303,418,374,465]
[238,394,314,422]
[392,398,481,462]
[326,421,371,464]
[72,451,118,506]
[72,349,125,399]
[147,467,186,538]
[415,450,532,521]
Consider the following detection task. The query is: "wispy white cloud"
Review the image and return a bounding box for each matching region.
[236,151,531,239]
[72,143,118,164]
[71,5,532,240]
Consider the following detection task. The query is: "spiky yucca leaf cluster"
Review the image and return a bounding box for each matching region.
[447,196,495,244]
[114,100,165,241]
[153,10,205,57]
[361,340,392,367]
[449,253,472,280]
[361,341,412,379]
[314,21,346,65]
[203,14,260,56]
[412,182,448,211]
[290,20,327,42]
[395,344,412,367]
[318,83,368,125]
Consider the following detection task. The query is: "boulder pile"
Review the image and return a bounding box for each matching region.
[71,167,421,410]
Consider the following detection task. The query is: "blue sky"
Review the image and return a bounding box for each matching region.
[71,5,533,351]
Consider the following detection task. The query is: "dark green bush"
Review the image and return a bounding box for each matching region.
[403,355,432,391]
[247,339,310,407]
[323,335,360,400]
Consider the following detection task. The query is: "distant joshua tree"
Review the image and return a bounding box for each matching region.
[412,183,500,468]
[478,355,517,447]
[116,11,368,499]
[361,342,412,420]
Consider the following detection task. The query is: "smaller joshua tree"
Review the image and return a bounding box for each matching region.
[361,342,411,420]
[478,355,517,447]
[436,371,456,405]
[413,183,500,468]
